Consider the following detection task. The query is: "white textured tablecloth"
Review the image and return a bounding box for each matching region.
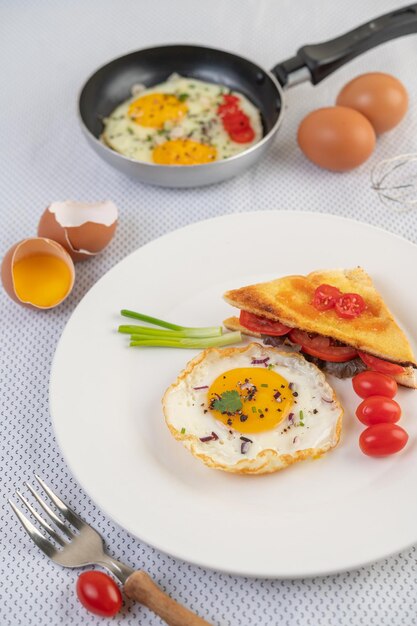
[2,1,417,624]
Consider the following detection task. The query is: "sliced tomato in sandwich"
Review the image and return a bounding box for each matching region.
[289,329,358,362]
[239,311,292,336]
[358,351,405,375]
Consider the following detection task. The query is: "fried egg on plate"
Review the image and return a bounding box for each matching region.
[102,74,263,165]
[163,343,343,474]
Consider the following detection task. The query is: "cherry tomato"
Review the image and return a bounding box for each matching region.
[335,293,366,319]
[217,94,239,116]
[223,113,254,143]
[312,284,342,311]
[352,370,397,399]
[359,423,408,456]
[357,351,405,376]
[218,96,255,144]
[222,111,249,130]
[289,329,357,362]
[76,571,122,617]
[356,396,401,425]
[228,126,255,143]
[239,310,291,336]
[218,105,239,118]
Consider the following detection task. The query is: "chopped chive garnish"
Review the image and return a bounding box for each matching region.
[299,410,304,420]
[260,383,268,388]
[181,427,186,434]
[251,406,257,413]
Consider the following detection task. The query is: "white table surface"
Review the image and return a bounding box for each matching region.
[1,0,417,624]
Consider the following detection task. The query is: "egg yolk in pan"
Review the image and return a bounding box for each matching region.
[102,76,263,165]
[128,93,188,129]
[208,368,293,434]
[152,138,217,165]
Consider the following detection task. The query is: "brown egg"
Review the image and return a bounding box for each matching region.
[336,73,408,134]
[38,200,118,262]
[297,106,376,171]
[1,237,75,309]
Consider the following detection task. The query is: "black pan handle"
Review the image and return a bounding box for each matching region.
[272,4,417,86]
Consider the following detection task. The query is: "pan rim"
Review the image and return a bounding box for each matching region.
[77,43,285,171]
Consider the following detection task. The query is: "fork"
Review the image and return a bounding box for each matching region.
[8,475,211,626]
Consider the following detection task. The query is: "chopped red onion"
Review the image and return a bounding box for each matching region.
[240,379,255,391]
[289,382,295,391]
[293,435,300,445]
[240,436,253,443]
[273,391,282,401]
[241,440,252,454]
[322,397,334,403]
[200,432,219,442]
[193,385,209,390]
[251,356,270,367]
[288,412,294,422]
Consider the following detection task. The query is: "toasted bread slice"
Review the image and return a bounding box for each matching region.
[223,268,416,387]
[224,316,262,338]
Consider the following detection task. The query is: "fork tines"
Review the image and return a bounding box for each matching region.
[8,474,84,558]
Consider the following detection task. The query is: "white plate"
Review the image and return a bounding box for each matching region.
[50,211,417,578]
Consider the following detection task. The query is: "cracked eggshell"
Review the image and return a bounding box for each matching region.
[1,237,75,309]
[37,200,118,262]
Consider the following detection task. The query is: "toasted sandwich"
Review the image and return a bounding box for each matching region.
[223,267,417,388]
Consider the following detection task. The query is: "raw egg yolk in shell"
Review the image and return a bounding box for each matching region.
[152,139,217,165]
[208,368,293,435]
[13,254,72,308]
[128,93,188,128]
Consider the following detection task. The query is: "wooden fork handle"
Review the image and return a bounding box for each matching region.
[124,571,212,626]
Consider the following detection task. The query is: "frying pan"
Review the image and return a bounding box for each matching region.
[79,4,417,188]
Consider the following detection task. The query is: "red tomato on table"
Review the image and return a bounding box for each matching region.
[356,396,401,425]
[76,571,122,617]
[352,371,398,399]
[359,423,408,456]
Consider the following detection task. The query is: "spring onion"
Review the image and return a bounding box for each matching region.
[118,309,242,349]
[118,325,218,339]
[129,331,241,349]
[120,310,222,337]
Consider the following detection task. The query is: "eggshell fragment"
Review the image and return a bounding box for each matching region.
[1,237,75,309]
[297,106,376,171]
[336,73,408,134]
[37,200,118,262]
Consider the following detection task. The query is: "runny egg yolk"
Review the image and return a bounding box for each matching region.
[12,254,72,307]
[152,139,217,165]
[128,93,188,128]
[208,367,293,435]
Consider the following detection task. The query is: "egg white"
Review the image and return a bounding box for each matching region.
[102,75,263,163]
[162,343,343,474]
